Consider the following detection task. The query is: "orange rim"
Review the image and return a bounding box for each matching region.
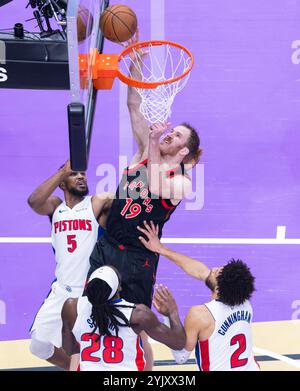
[117,40,194,89]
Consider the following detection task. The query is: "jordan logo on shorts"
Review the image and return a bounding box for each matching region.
[143,260,150,268]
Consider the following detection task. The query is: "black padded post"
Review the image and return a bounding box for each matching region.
[68,103,87,171]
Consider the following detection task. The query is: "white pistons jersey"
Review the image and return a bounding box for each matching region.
[73,297,146,371]
[51,196,99,288]
[195,300,260,371]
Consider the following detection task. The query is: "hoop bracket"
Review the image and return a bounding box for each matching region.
[79,51,119,90]
[78,40,194,123]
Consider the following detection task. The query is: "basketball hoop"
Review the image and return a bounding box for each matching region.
[79,40,194,123]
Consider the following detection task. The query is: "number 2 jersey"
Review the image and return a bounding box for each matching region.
[51,196,101,288]
[106,159,185,249]
[73,296,146,371]
[195,299,260,371]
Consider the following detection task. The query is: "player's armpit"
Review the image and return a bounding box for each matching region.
[184,306,203,351]
[92,192,114,220]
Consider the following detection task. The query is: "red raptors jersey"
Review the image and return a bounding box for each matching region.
[106,159,185,249]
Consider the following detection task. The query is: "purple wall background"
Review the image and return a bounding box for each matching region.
[1,1,300,341]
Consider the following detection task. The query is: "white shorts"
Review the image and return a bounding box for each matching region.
[30,281,84,348]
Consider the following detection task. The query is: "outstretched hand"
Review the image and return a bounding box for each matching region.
[119,27,148,63]
[149,122,171,141]
[153,284,178,317]
[137,220,163,254]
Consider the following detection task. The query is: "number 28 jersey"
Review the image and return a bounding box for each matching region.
[73,297,146,371]
[51,196,100,288]
[195,300,260,371]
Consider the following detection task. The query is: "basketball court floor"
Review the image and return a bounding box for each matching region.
[1,1,300,372]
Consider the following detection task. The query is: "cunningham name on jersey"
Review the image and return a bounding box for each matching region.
[218,310,252,336]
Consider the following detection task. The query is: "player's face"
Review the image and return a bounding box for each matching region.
[159,125,191,157]
[205,267,223,292]
[64,171,89,196]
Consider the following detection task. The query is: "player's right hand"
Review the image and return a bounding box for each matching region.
[60,160,72,176]
[153,284,179,317]
[137,220,163,253]
[149,122,171,141]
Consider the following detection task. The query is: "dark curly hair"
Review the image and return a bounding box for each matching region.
[216,259,255,307]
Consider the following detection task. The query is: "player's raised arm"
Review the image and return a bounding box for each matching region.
[27,161,72,216]
[132,285,186,350]
[126,30,150,157]
[138,220,211,281]
[91,192,114,224]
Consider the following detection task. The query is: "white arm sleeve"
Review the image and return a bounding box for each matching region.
[162,317,192,364]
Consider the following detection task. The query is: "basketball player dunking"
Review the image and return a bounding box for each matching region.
[138,221,260,371]
[28,160,113,369]
[87,34,203,369]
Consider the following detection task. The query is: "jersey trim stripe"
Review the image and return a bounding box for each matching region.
[97,226,105,239]
[164,163,181,174]
[135,336,146,371]
[199,339,210,371]
[161,198,175,210]
[29,279,56,332]
[124,159,148,174]
[195,342,201,370]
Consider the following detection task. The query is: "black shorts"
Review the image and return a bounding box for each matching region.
[88,234,159,308]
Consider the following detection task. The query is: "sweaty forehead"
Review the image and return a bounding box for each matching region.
[174,125,191,137]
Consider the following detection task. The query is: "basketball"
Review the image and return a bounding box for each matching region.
[77,5,94,42]
[100,4,137,43]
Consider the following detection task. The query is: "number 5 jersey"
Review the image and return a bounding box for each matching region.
[51,196,101,288]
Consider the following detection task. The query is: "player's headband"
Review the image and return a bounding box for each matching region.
[88,266,119,300]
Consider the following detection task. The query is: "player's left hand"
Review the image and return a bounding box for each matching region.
[149,122,171,141]
[137,220,163,253]
[153,284,178,317]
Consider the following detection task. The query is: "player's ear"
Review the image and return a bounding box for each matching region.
[59,181,66,191]
[214,285,220,297]
[179,146,189,157]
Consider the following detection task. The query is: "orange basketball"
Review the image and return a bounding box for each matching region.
[77,5,94,42]
[100,4,137,43]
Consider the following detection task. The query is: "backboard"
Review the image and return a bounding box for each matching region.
[67,0,109,171]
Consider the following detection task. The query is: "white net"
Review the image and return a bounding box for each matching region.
[119,43,193,123]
